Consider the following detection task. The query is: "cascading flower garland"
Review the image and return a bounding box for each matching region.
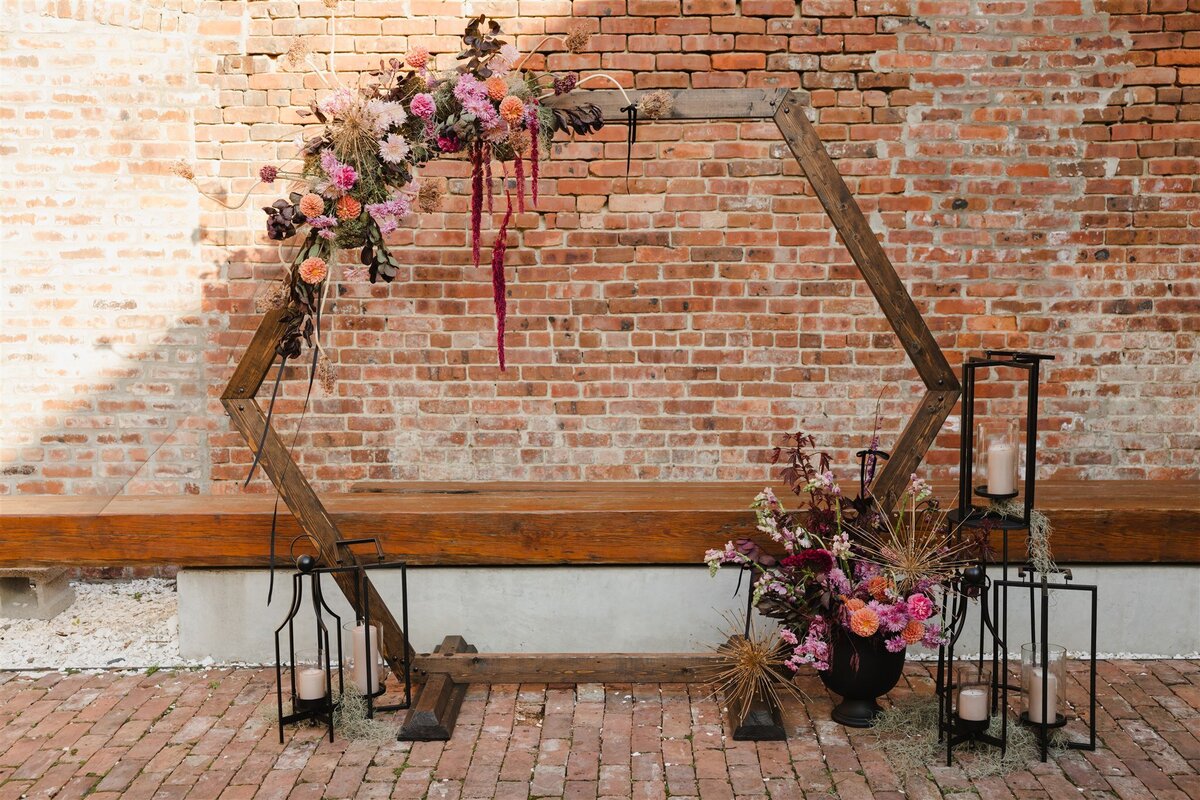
[180,14,610,373]
[265,16,606,371]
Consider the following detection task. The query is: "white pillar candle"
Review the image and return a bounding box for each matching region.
[350,623,381,695]
[296,667,326,700]
[957,687,989,722]
[986,440,1017,494]
[1026,667,1059,723]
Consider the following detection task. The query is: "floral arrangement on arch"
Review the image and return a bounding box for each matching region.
[706,432,981,672]
[177,14,636,373]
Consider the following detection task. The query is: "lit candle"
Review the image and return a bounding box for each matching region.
[296,667,326,700]
[957,687,989,722]
[1026,667,1058,724]
[350,623,382,695]
[986,438,1017,495]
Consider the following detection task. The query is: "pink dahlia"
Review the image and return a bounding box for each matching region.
[410,92,435,120]
[298,257,327,284]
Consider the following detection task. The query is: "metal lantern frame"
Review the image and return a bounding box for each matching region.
[995,566,1098,762]
[935,568,1010,764]
[274,554,344,743]
[938,350,1052,764]
[956,350,1055,530]
[334,537,413,719]
[273,537,413,743]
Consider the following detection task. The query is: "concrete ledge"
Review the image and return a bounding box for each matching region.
[178,565,1200,662]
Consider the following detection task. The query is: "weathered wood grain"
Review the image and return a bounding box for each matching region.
[3,481,1196,565]
[543,87,790,122]
[772,91,961,505]
[399,635,475,741]
[412,651,725,684]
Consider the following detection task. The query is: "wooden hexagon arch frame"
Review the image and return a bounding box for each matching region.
[221,88,960,687]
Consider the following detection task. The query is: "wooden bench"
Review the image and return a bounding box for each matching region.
[1,480,1196,566]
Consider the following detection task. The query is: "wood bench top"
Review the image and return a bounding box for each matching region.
[1,480,1196,566]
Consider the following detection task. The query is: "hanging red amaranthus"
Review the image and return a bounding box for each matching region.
[470,142,484,269]
[529,106,540,206]
[491,192,514,371]
[515,153,525,213]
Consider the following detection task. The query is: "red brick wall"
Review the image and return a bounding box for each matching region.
[3,0,1197,496]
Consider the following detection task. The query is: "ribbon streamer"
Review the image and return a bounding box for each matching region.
[619,103,639,190]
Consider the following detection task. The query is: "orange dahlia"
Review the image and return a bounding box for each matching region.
[485,75,509,101]
[298,192,325,218]
[849,607,880,638]
[499,95,525,124]
[901,619,925,645]
[844,598,866,612]
[336,195,361,220]
[867,575,892,602]
[298,256,327,284]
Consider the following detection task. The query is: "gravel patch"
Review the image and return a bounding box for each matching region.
[0,578,190,670]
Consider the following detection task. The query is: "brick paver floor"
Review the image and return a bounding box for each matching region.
[1,660,1197,799]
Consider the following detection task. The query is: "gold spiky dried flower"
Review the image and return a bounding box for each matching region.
[254,281,289,313]
[284,36,311,69]
[417,180,444,213]
[705,615,805,724]
[564,23,591,54]
[316,353,337,394]
[169,159,195,182]
[637,89,674,120]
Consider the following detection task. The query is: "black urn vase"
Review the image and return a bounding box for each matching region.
[819,627,906,727]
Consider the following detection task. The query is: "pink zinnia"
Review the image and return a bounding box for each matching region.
[410,92,435,119]
[907,593,934,621]
[331,165,357,192]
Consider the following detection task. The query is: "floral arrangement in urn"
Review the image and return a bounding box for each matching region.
[706,433,980,724]
[179,14,610,372]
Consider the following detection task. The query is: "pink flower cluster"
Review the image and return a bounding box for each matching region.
[365,195,413,235]
[319,149,357,193]
[452,74,499,128]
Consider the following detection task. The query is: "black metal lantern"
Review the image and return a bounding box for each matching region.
[935,565,1010,764]
[995,566,1098,761]
[955,350,1054,529]
[274,544,343,744]
[273,537,413,742]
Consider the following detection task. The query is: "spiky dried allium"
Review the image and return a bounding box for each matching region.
[254,281,288,313]
[850,497,976,593]
[417,180,444,213]
[637,89,673,120]
[322,0,339,8]
[316,353,337,394]
[330,99,378,167]
[284,36,310,69]
[563,23,591,54]
[704,616,804,724]
[169,159,195,182]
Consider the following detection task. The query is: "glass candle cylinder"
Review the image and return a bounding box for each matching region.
[1022,643,1066,724]
[977,420,1019,496]
[344,622,384,696]
[955,664,991,726]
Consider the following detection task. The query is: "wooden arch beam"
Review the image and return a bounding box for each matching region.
[222,88,960,674]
